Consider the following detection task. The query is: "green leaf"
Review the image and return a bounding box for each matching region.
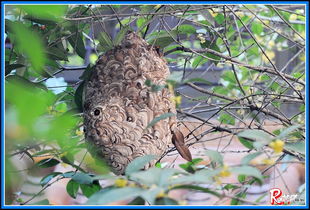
[68,31,86,59]
[74,81,84,112]
[238,174,246,183]
[205,150,223,166]
[36,158,60,168]
[277,125,301,140]
[223,184,239,190]
[130,168,178,187]
[183,78,212,85]
[47,47,68,61]
[177,24,196,34]
[128,196,145,205]
[299,104,305,112]
[136,18,147,29]
[5,75,47,91]
[214,13,225,24]
[170,184,221,198]
[5,76,55,133]
[231,191,246,205]
[155,197,178,205]
[284,142,305,155]
[32,199,50,205]
[79,65,94,81]
[222,70,237,84]
[72,172,93,185]
[146,113,175,128]
[115,26,130,45]
[23,15,56,25]
[179,158,203,173]
[238,137,254,149]
[147,31,175,48]
[125,155,157,176]
[192,56,208,68]
[80,183,101,198]
[98,31,114,50]
[170,169,219,185]
[19,5,67,22]
[55,102,67,113]
[61,156,86,173]
[86,187,145,205]
[251,21,263,35]
[66,179,80,199]
[40,172,62,186]
[200,40,221,65]
[219,113,235,125]
[140,187,163,204]
[231,166,263,180]
[62,171,76,178]
[5,64,25,76]
[9,22,46,75]
[241,152,262,165]
[237,129,273,148]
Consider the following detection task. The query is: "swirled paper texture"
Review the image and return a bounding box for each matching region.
[83,32,177,175]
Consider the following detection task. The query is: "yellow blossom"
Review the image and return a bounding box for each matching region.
[172,95,182,107]
[75,129,84,136]
[89,53,98,64]
[263,20,270,25]
[269,139,285,154]
[300,54,305,62]
[167,83,174,93]
[219,165,231,177]
[262,158,275,165]
[197,33,206,44]
[47,106,53,114]
[268,40,275,48]
[262,51,275,64]
[156,189,167,198]
[235,11,244,17]
[295,84,303,91]
[128,182,136,188]
[210,11,217,17]
[237,109,245,115]
[289,14,298,21]
[60,162,70,168]
[214,176,222,185]
[254,34,263,43]
[114,178,128,188]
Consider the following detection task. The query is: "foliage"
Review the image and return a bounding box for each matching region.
[4,4,305,206]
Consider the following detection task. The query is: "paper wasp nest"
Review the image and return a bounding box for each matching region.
[83,31,191,175]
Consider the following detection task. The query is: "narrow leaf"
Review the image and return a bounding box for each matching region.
[146,113,175,128]
[36,158,60,168]
[205,150,223,166]
[86,187,144,205]
[231,166,263,180]
[241,152,262,165]
[40,172,62,186]
[125,155,157,176]
[237,129,273,146]
[114,26,130,45]
[5,64,25,75]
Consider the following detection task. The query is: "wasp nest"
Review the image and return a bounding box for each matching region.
[83,31,191,175]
